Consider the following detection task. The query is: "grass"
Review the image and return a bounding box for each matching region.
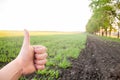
[0,31,87,79]
[100,36,120,42]
[58,57,71,68]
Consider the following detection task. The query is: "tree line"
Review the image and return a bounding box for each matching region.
[86,0,120,38]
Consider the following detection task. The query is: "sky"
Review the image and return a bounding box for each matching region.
[0,0,92,32]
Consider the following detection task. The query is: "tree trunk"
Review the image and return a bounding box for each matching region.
[109,30,111,37]
[102,31,104,36]
[117,27,120,38]
[105,31,107,37]
[117,31,119,38]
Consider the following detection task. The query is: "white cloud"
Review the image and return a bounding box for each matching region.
[0,0,91,31]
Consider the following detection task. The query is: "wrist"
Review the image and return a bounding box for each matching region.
[14,57,23,75]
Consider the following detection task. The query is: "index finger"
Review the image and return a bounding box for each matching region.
[33,45,47,54]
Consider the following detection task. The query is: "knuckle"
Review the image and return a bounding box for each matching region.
[37,65,45,70]
[44,59,47,63]
[41,65,45,69]
[43,59,47,64]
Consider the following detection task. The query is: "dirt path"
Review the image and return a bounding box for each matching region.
[58,35,120,80]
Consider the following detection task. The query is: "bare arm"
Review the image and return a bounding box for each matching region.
[0,59,22,80]
[0,29,47,80]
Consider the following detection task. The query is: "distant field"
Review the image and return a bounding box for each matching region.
[0,31,86,80]
[0,30,80,37]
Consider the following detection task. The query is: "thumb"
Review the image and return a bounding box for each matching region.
[22,29,30,47]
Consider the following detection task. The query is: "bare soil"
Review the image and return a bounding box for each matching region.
[58,35,120,80]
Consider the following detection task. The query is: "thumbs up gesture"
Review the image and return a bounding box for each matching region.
[16,29,48,75]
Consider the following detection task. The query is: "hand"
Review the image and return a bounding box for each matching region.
[16,29,47,75]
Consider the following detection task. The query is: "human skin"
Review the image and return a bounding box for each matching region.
[0,29,48,80]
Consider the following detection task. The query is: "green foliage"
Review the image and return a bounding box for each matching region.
[89,0,111,12]
[87,0,120,36]
[0,37,22,63]
[37,69,48,75]
[0,33,86,79]
[36,69,59,79]
[58,57,71,69]
[46,59,55,66]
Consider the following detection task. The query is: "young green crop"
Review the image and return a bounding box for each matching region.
[58,57,71,68]
[0,33,86,79]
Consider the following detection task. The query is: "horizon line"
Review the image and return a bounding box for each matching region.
[0,29,85,32]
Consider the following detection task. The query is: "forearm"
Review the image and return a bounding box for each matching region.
[0,59,22,80]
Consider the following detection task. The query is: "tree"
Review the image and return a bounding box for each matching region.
[87,0,116,37]
[114,0,120,38]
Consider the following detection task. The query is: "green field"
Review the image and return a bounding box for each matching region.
[0,33,86,80]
